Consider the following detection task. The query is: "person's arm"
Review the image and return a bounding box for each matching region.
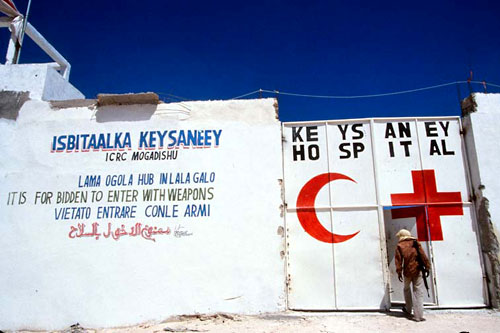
[417,242,431,271]
[395,245,403,281]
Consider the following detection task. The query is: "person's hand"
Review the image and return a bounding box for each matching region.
[398,273,403,282]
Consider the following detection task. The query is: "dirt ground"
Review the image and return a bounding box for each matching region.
[12,309,500,333]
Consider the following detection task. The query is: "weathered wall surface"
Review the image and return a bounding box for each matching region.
[0,98,285,330]
[462,93,500,308]
[0,91,29,120]
[0,64,84,100]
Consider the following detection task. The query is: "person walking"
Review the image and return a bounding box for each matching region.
[395,229,431,322]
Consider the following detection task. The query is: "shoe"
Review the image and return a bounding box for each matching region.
[402,307,412,317]
[413,318,426,322]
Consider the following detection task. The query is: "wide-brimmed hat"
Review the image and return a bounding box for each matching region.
[396,229,415,241]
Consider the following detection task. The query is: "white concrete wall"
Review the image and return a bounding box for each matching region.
[43,65,85,100]
[462,93,500,308]
[463,93,500,241]
[0,98,285,330]
[0,64,84,100]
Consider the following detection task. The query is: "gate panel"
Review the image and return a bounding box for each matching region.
[283,123,330,210]
[416,119,469,200]
[333,209,385,309]
[416,119,485,306]
[283,123,336,309]
[431,206,485,306]
[286,211,336,309]
[326,121,385,309]
[326,121,377,207]
[372,120,423,205]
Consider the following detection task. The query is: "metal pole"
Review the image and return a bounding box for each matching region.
[13,0,32,64]
[413,118,439,306]
[323,121,338,309]
[456,82,463,114]
[369,118,392,310]
[467,70,474,96]
[25,22,71,79]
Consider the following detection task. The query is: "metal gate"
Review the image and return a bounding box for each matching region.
[282,117,487,310]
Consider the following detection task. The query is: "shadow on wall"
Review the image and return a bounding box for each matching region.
[95,104,157,122]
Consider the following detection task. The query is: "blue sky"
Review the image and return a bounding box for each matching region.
[2,0,499,121]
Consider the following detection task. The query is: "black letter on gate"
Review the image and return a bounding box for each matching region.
[292,126,320,161]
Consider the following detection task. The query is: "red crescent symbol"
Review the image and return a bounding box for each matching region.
[296,173,360,243]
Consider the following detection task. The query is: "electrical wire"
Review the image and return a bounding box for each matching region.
[157,92,192,101]
[156,92,192,112]
[230,80,500,100]
[485,82,500,88]
[231,90,263,100]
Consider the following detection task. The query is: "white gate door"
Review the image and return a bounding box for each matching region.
[283,117,487,310]
[283,121,386,310]
[374,119,486,307]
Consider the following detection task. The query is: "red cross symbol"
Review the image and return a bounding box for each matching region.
[391,170,463,241]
